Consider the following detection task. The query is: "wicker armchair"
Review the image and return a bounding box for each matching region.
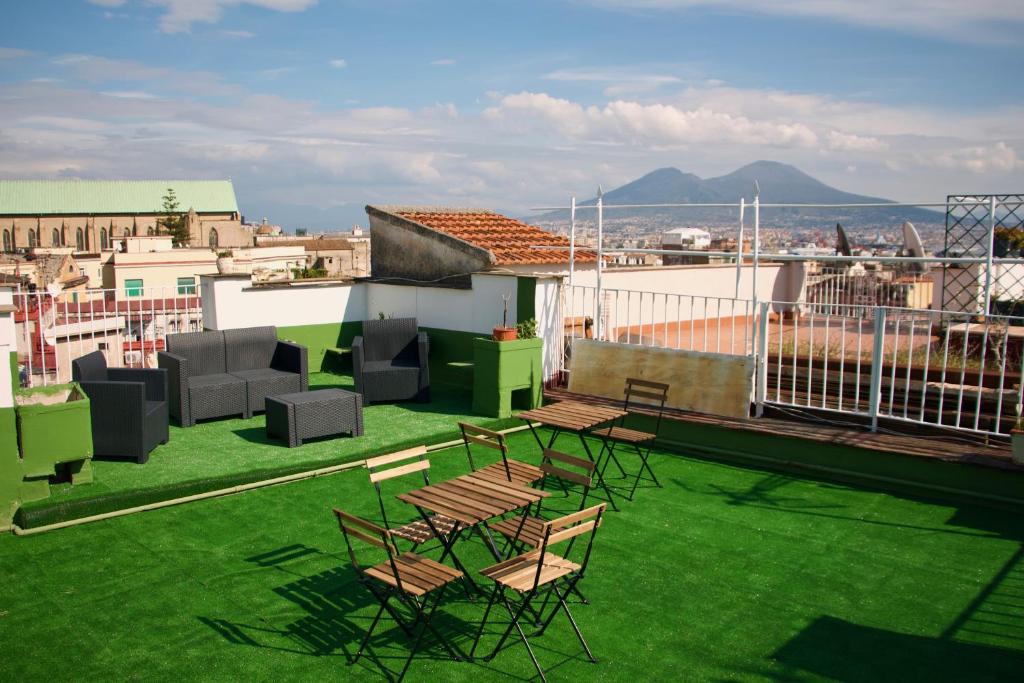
[352,318,429,403]
[71,351,168,463]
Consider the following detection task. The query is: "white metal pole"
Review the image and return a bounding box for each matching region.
[568,195,577,286]
[982,195,997,316]
[595,186,604,342]
[735,197,745,298]
[752,194,760,308]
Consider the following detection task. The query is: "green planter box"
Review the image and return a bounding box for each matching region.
[16,383,94,501]
[472,337,543,418]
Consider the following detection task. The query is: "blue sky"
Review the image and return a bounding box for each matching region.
[0,0,1022,228]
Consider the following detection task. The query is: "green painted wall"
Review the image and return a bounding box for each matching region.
[516,277,536,323]
[277,322,363,372]
[277,322,481,389]
[0,406,19,527]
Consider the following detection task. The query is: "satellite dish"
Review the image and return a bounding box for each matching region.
[836,223,852,257]
[901,221,927,275]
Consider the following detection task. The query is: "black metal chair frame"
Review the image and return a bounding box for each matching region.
[458,422,543,486]
[594,378,669,501]
[471,503,607,683]
[366,445,455,553]
[332,508,463,682]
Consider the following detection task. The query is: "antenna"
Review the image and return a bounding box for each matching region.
[597,185,604,198]
[753,180,760,199]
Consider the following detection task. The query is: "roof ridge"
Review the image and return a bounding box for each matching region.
[368,205,496,214]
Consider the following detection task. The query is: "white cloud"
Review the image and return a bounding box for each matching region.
[86,0,126,6]
[430,58,456,66]
[328,59,347,69]
[100,90,159,100]
[148,0,319,34]
[51,53,234,96]
[0,47,33,59]
[485,91,820,148]
[583,1,1024,38]
[826,130,888,152]
[922,141,1022,174]
[221,29,256,38]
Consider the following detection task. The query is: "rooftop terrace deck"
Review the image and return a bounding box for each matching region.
[2,429,1023,681]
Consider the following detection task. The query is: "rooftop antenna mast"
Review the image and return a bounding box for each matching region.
[595,185,604,341]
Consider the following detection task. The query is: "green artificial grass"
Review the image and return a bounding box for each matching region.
[16,373,515,528]
[1,430,1022,681]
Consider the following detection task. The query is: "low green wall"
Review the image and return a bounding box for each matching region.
[277,322,482,389]
[620,411,1024,511]
[0,406,19,527]
[277,322,363,372]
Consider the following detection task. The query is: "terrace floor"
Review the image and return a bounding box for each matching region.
[2,429,1023,681]
[18,373,511,527]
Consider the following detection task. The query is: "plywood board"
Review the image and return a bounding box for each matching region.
[568,339,753,419]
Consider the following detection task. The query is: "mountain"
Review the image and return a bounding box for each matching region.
[539,161,942,228]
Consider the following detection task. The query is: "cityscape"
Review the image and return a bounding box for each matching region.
[0,2,1022,683]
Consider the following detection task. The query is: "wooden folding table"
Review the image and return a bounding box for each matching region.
[518,401,627,511]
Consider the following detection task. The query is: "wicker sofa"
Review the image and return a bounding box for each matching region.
[352,317,429,403]
[71,351,169,463]
[158,326,308,427]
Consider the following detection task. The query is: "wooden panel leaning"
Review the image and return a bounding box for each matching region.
[330,508,463,682]
[472,503,608,682]
[458,422,543,486]
[365,445,457,547]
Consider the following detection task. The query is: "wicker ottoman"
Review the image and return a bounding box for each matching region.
[265,389,364,448]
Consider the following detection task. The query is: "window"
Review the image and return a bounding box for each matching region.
[51,228,60,247]
[125,278,144,298]
[2,229,10,252]
[100,228,108,250]
[27,229,36,248]
[75,227,84,251]
[147,227,155,236]
[177,276,196,295]
[208,228,219,248]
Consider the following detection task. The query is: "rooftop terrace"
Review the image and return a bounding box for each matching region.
[2,423,1022,681]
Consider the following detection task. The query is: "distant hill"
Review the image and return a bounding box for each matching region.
[538,161,943,227]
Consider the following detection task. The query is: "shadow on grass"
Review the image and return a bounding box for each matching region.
[772,614,1024,682]
[200,545,482,680]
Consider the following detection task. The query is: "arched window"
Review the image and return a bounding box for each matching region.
[132,225,138,237]
[124,227,131,237]
[100,228,108,251]
[2,230,10,252]
[208,228,219,249]
[27,229,36,248]
[51,228,60,247]
[85,228,90,251]
[147,227,155,236]
[75,228,84,251]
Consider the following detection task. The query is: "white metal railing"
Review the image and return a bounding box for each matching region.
[559,279,1023,438]
[755,301,1024,436]
[804,266,933,317]
[559,284,756,383]
[14,285,203,388]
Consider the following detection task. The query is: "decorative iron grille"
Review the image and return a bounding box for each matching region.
[942,194,1024,314]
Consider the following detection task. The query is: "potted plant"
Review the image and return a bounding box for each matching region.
[216,250,234,274]
[1013,404,1024,465]
[493,293,517,341]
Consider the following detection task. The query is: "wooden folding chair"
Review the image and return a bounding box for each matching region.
[471,504,607,683]
[332,508,464,682]
[459,422,543,485]
[366,445,457,549]
[489,448,595,556]
[591,378,669,501]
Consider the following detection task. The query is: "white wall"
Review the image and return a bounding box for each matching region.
[366,273,517,333]
[202,272,520,335]
[533,277,562,382]
[0,288,15,408]
[201,275,366,329]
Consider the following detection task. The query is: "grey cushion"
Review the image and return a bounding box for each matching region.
[166,330,226,377]
[224,326,279,372]
[188,373,245,389]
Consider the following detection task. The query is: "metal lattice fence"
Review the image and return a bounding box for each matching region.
[943,194,1024,314]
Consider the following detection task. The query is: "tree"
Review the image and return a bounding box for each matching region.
[159,188,190,246]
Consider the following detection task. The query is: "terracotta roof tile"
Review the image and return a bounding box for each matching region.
[391,209,595,266]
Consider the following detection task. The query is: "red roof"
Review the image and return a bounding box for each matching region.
[390,208,596,266]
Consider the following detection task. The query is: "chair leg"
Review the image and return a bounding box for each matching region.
[626,443,660,501]
[553,581,597,663]
[489,592,546,683]
[396,592,441,683]
[353,601,387,664]
[470,584,501,660]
